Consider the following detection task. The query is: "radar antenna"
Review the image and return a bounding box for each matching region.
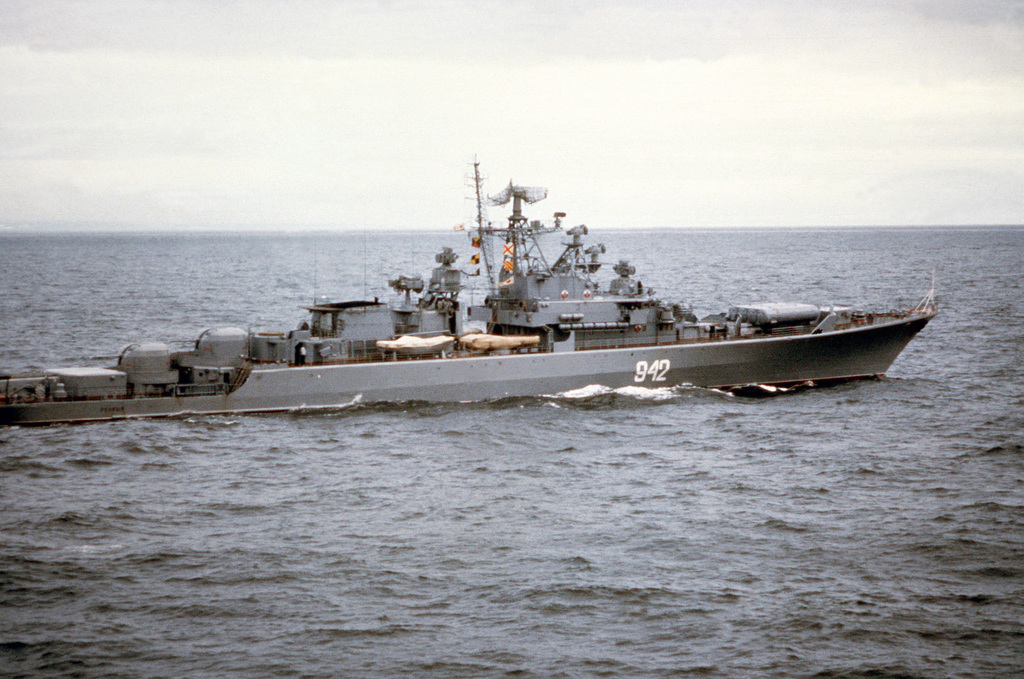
[488,182,548,226]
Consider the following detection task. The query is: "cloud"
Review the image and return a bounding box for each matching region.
[6,0,1022,67]
[1,0,1022,229]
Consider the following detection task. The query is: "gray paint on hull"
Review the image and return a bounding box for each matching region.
[1,313,933,426]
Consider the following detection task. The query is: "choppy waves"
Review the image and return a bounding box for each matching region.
[2,227,1023,678]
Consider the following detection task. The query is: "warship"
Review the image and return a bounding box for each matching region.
[1,163,936,425]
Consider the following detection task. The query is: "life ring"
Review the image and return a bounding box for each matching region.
[583,289,591,299]
[561,290,569,299]
[633,324,643,332]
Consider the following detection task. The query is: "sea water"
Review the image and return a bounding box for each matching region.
[1,226,1021,678]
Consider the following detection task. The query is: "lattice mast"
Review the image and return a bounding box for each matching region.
[468,159,564,288]
[468,158,498,291]
[486,181,557,282]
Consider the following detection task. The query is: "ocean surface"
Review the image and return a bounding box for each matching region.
[1,226,1021,678]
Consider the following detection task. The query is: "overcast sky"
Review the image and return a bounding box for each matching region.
[2,0,1022,230]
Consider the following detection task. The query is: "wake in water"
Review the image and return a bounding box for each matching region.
[724,381,818,398]
[540,383,741,409]
[286,393,364,416]
[193,382,834,421]
[553,381,826,403]
[556,384,685,401]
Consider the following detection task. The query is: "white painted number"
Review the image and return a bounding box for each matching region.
[633,358,670,383]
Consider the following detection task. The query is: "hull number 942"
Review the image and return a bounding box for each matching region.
[634,359,670,383]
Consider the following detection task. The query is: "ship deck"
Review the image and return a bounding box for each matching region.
[1,309,933,409]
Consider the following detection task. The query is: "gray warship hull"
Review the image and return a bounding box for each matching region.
[1,311,933,426]
[1,163,938,426]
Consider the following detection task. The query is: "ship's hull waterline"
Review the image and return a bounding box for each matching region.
[1,312,933,426]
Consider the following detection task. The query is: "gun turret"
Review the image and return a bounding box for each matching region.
[389,275,424,308]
